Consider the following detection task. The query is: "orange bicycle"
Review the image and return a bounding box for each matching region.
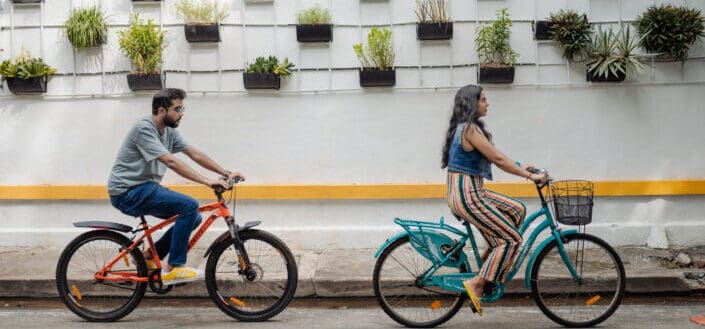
[55,178,298,322]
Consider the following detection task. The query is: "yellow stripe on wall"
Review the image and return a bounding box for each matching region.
[0,180,704,200]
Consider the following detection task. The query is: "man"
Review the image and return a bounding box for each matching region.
[108,88,243,285]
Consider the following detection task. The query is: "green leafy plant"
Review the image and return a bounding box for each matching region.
[118,14,166,74]
[64,5,109,48]
[0,48,56,81]
[353,27,395,70]
[246,56,295,77]
[636,4,705,60]
[174,0,229,25]
[548,9,592,62]
[476,8,517,67]
[587,26,647,80]
[296,5,331,25]
[415,0,449,23]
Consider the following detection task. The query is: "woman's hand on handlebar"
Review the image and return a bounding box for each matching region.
[529,172,547,185]
[518,163,548,184]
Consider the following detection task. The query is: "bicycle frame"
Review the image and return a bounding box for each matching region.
[376,186,581,303]
[94,198,232,283]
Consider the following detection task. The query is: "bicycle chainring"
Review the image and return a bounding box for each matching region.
[148,269,173,294]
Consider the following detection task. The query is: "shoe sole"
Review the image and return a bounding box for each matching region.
[463,280,483,316]
[161,277,202,286]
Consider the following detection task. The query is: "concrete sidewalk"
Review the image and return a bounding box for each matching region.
[0,245,703,297]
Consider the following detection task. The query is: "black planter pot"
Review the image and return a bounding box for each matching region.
[534,20,553,40]
[71,34,106,48]
[417,22,453,40]
[132,0,161,2]
[127,73,163,91]
[586,70,626,82]
[243,73,281,90]
[478,66,515,84]
[6,77,47,94]
[359,69,395,87]
[296,24,333,43]
[11,0,42,3]
[184,24,220,43]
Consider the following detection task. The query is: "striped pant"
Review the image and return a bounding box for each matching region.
[447,172,526,283]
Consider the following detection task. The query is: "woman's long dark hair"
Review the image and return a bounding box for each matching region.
[441,84,491,168]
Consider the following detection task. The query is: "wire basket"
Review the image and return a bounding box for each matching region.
[550,180,594,225]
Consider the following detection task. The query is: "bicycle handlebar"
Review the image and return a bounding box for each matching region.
[212,176,244,194]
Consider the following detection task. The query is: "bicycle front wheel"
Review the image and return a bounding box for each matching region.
[55,230,147,322]
[206,229,298,322]
[530,233,625,327]
[373,236,467,328]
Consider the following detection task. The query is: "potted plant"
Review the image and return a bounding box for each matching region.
[243,56,294,90]
[415,0,452,40]
[636,4,705,61]
[175,0,229,43]
[353,27,395,87]
[118,14,166,91]
[296,5,332,43]
[0,48,56,94]
[64,5,109,49]
[586,26,647,82]
[548,9,592,62]
[11,0,42,3]
[476,8,517,84]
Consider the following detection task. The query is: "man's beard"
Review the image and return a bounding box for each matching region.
[165,116,180,128]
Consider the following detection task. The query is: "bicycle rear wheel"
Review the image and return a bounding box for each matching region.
[373,236,467,328]
[55,230,147,322]
[530,233,625,327]
[205,229,297,321]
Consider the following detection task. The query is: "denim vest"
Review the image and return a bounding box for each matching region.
[447,123,493,180]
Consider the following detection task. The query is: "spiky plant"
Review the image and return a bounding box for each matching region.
[549,9,592,62]
[64,5,109,48]
[587,26,646,79]
[296,5,331,25]
[118,14,166,74]
[635,4,705,60]
[175,0,229,25]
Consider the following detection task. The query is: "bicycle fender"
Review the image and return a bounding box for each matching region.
[73,221,132,233]
[374,232,409,258]
[202,221,261,258]
[524,229,578,290]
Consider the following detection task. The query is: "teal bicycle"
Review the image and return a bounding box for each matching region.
[373,169,625,328]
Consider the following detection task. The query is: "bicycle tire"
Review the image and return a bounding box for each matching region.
[56,230,147,322]
[205,229,297,321]
[373,236,467,328]
[530,233,625,327]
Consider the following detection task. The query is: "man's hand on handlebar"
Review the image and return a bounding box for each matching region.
[225,171,245,183]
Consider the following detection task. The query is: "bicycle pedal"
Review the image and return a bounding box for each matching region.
[482,282,496,296]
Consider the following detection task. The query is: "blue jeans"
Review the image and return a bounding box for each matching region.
[110,182,202,266]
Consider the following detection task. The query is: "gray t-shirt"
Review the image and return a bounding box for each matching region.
[107,116,189,196]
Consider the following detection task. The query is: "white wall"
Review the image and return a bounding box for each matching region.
[1,0,705,250]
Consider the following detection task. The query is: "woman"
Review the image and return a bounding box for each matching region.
[442,85,546,316]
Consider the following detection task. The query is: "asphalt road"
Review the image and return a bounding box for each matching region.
[2,296,704,329]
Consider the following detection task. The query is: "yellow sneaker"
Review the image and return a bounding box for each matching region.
[160,266,203,286]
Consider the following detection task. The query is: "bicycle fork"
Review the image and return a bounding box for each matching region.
[224,216,256,281]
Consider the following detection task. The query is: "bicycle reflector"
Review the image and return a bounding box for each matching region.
[430,300,442,310]
[71,285,82,301]
[585,295,601,305]
[229,297,246,307]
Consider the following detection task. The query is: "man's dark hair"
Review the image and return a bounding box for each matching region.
[152,88,186,115]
